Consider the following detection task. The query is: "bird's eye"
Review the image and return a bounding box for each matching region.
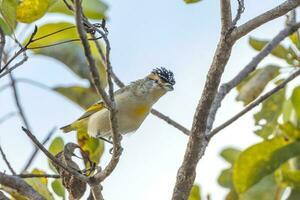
[154,80,159,83]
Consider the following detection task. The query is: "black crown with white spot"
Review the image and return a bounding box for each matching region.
[152,67,175,85]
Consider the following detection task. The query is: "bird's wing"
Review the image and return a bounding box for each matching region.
[77,101,106,121]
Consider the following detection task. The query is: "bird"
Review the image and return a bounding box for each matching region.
[60,67,175,140]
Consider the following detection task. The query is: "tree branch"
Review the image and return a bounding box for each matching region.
[221,0,232,33]
[17,174,60,179]
[231,0,300,40]
[0,172,45,200]
[172,2,300,200]
[0,191,9,200]
[74,1,122,198]
[22,127,56,172]
[209,68,300,139]
[206,21,300,133]
[21,127,88,182]
[0,145,16,175]
[0,26,5,70]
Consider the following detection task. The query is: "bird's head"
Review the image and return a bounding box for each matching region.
[146,67,176,92]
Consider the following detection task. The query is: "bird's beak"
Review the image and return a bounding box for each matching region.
[163,83,174,91]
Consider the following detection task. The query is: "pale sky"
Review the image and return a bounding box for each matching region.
[0,0,297,199]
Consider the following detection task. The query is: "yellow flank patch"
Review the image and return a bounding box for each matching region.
[133,105,149,117]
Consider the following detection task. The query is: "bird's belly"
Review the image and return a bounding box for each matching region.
[87,104,150,138]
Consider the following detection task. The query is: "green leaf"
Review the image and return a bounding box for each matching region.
[16,0,50,23]
[280,122,300,140]
[254,87,285,139]
[0,17,12,35]
[249,37,289,59]
[236,65,280,105]
[188,184,201,200]
[220,147,241,164]
[51,179,65,198]
[0,0,17,33]
[48,137,64,171]
[54,86,99,109]
[35,42,107,82]
[239,175,277,200]
[218,168,233,188]
[290,32,300,50]
[184,0,202,4]
[291,86,300,121]
[25,169,54,200]
[77,129,104,166]
[233,136,300,193]
[225,190,239,200]
[287,189,300,200]
[48,0,107,19]
[283,99,295,123]
[275,162,300,189]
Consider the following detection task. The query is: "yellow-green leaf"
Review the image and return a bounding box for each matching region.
[290,32,300,50]
[24,169,54,200]
[233,136,300,193]
[236,65,280,105]
[249,37,289,59]
[16,0,50,23]
[48,136,64,172]
[218,168,233,188]
[25,22,77,49]
[48,0,107,19]
[188,184,201,200]
[0,0,17,33]
[51,179,65,198]
[220,147,241,164]
[280,122,300,140]
[77,129,104,166]
[54,86,99,109]
[291,86,300,121]
[275,162,300,189]
[239,175,277,200]
[184,0,202,4]
[254,87,285,139]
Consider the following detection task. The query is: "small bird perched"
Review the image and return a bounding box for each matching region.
[60,67,175,139]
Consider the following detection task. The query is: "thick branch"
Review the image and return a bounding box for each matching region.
[209,68,300,139]
[206,21,300,133]
[172,36,234,200]
[221,0,232,33]
[0,172,45,200]
[231,0,300,40]
[0,191,9,200]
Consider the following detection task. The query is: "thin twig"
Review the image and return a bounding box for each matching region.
[21,127,88,182]
[0,25,5,70]
[231,0,245,28]
[17,174,60,179]
[0,112,17,124]
[9,72,31,130]
[209,68,300,139]
[0,145,16,175]
[22,127,57,172]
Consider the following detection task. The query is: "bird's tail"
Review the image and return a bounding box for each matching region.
[60,123,75,133]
